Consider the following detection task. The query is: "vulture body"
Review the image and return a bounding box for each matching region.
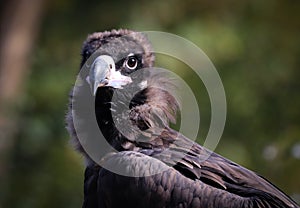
[66,29,299,208]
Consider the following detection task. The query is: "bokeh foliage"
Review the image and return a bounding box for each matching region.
[1,0,300,207]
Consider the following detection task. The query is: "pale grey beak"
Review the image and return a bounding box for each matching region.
[88,55,132,96]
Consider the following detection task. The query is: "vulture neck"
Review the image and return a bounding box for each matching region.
[94,82,180,153]
[95,87,135,151]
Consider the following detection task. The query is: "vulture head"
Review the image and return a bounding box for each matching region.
[67,29,179,165]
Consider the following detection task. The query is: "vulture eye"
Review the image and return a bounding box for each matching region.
[125,56,138,70]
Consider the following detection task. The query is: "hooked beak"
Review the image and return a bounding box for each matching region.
[88,55,132,96]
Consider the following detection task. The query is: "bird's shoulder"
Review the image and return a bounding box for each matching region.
[142,127,299,208]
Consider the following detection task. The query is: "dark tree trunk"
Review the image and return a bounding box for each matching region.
[0,0,45,198]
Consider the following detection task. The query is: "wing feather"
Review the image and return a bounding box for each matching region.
[144,127,299,208]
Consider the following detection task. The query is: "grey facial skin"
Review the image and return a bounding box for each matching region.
[88,55,132,95]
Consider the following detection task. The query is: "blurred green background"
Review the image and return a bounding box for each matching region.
[0,0,299,207]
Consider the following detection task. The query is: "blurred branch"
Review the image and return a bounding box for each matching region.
[0,0,45,190]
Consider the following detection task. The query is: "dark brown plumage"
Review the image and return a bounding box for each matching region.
[66,29,299,208]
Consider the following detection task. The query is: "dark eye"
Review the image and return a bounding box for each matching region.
[125,56,138,70]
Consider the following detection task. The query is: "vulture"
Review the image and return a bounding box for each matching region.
[66,29,299,208]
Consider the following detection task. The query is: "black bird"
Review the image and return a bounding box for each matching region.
[67,29,299,208]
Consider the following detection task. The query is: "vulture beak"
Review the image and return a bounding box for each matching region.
[89,55,132,95]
